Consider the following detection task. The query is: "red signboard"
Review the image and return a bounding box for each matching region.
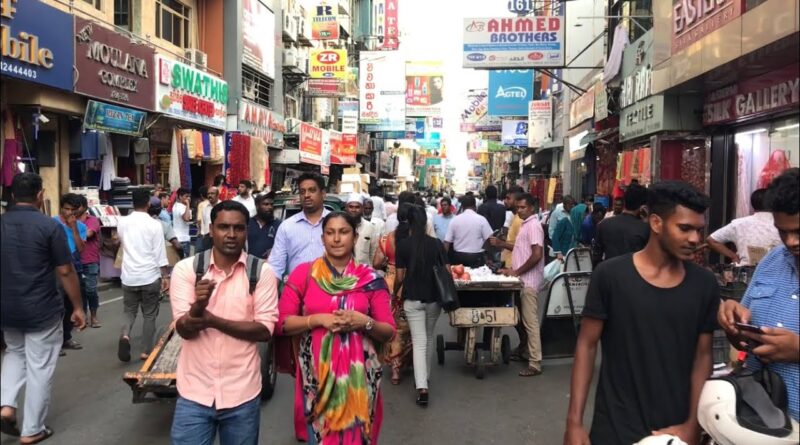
[299,122,323,165]
[333,132,357,165]
[307,78,344,97]
[703,63,800,125]
[381,0,399,50]
[672,0,743,55]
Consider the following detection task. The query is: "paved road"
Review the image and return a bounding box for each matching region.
[1,286,595,445]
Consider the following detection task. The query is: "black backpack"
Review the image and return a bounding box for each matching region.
[192,249,266,294]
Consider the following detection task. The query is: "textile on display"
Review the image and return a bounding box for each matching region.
[757,150,790,189]
[1,111,22,187]
[169,130,181,191]
[111,134,131,157]
[546,177,557,207]
[249,136,269,190]
[225,132,252,189]
[100,154,116,191]
[133,138,150,165]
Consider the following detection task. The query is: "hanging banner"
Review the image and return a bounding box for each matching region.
[488,70,533,116]
[460,89,489,132]
[405,61,444,117]
[155,56,228,129]
[74,17,156,111]
[501,119,528,146]
[83,100,147,136]
[527,99,552,148]
[242,0,276,78]
[299,122,323,165]
[309,49,347,79]
[463,17,564,69]
[359,51,406,130]
[381,0,399,50]
[311,3,339,40]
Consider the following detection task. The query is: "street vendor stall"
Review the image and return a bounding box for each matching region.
[436,266,522,379]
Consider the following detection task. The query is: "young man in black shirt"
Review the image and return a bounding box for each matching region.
[565,181,719,445]
[593,182,650,263]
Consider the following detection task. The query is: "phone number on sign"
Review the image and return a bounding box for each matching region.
[1,62,39,80]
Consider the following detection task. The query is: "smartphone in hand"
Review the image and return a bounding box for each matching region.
[735,322,764,334]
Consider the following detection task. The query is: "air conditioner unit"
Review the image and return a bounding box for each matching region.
[184,49,207,68]
[283,11,298,40]
[296,54,308,72]
[285,118,302,134]
[282,48,297,67]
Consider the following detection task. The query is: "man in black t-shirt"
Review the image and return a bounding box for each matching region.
[565,181,720,445]
[593,182,650,264]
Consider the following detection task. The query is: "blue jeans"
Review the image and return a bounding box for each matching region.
[81,262,100,313]
[171,396,260,445]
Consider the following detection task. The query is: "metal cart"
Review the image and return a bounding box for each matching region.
[436,280,522,379]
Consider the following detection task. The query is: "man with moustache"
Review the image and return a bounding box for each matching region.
[247,192,282,260]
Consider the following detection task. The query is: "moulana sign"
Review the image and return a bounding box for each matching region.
[463,16,564,69]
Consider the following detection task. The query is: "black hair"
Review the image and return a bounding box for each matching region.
[440,196,451,206]
[647,181,711,218]
[623,183,648,211]
[77,195,88,210]
[583,195,594,203]
[591,203,607,225]
[485,185,498,200]
[515,193,537,208]
[766,168,799,215]
[562,195,576,205]
[158,192,170,199]
[405,205,438,286]
[199,185,208,199]
[239,179,252,189]
[210,200,250,224]
[297,172,325,191]
[501,186,524,200]
[147,204,161,217]
[750,188,769,212]
[132,189,151,209]
[395,203,414,241]
[255,192,275,206]
[398,191,416,205]
[321,211,358,233]
[214,174,226,186]
[414,196,426,207]
[460,195,477,209]
[177,187,190,197]
[11,173,42,203]
[60,193,81,209]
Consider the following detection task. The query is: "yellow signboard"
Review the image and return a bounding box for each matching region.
[309,49,347,79]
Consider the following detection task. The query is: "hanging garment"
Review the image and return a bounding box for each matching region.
[194,130,204,159]
[111,134,131,157]
[225,133,251,188]
[81,131,100,160]
[181,132,192,189]
[250,136,267,190]
[757,150,790,189]
[169,130,181,191]
[99,154,116,191]
[546,177,557,206]
[604,23,629,85]
[735,148,753,218]
[97,131,112,156]
[201,132,211,159]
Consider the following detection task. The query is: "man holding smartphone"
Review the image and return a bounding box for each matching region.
[718,168,800,422]
[564,181,720,445]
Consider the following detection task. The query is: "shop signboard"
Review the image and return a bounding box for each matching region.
[380,0,399,50]
[337,100,359,118]
[359,51,405,129]
[338,133,358,164]
[1,0,73,90]
[703,63,800,125]
[594,81,608,121]
[83,100,146,136]
[569,88,595,129]
[527,99,552,148]
[242,0,275,78]
[74,18,156,111]
[475,115,503,132]
[405,61,443,117]
[311,3,339,40]
[307,78,344,97]
[309,49,347,79]
[488,70,533,116]
[238,99,286,148]
[321,129,331,174]
[501,119,528,146]
[271,149,300,164]
[341,117,358,134]
[462,16,564,69]
[299,122,323,165]
[460,89,489,133]
[155,56,228,129]
[672,0,742,55]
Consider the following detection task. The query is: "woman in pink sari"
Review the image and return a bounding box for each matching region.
[277,211,396,445]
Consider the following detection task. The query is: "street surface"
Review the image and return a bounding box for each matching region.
[1,285,595,445]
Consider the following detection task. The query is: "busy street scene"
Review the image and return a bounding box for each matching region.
[1,0,799,444]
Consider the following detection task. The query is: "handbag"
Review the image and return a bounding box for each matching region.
[433,241,460,312]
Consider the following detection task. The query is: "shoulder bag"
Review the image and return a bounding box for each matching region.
[432,240,460,312]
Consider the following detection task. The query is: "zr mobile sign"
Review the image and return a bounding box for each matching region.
[463,17,564,69]
[309,49,347,79]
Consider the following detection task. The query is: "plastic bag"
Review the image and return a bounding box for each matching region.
[543,259,563,284]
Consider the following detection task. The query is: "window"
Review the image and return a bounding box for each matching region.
[156,0,191,48]
[242,65,274,109]
[83,0,101,9]
[114,0,131,30]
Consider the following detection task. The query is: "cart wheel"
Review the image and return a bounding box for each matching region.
[436,335,445,365]
[501,335,511,364]
[475,360,486,380]
[259,340,277,402]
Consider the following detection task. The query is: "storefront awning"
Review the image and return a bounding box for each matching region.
[579,130,598,146]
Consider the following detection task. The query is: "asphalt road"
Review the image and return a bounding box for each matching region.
[1,286,595,445]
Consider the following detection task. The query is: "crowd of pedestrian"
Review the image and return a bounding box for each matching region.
[1,169,798,445]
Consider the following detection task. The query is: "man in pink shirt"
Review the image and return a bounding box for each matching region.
[500,193,545,377]
[169,200,279,445]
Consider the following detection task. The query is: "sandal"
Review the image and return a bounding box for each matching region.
[391,368,401,385]
[518,367,543,377]
[0,416,20,436]
[20,426,53,444]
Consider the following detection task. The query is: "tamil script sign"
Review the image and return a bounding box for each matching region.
[463,16,564,69]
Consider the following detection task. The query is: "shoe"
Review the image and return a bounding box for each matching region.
[58,350,66,357]
[118,337,131,362]
[62,339,82,350]
[391,368,401,385]
[518,367,543,377]
[0,415,20,436]
[90,319,102,328]
[416,390,428,407]
[19,426,53,444]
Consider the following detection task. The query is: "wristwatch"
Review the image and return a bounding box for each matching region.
[364,317,375,331]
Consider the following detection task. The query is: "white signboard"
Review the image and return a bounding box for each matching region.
[527,99,552,148]
[341,117,358,134]
[463,17,565,69]
[359,51,406,130]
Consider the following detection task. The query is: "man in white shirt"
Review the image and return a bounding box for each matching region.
[444,195,493,267]
[196,186,219,253]
[172,187,193,258]
[369,190,386,220]
[117,189,169,362]
[232,179,257,217]
[362,198,385,235]
[345,194,380,265]
[706,188,782,266]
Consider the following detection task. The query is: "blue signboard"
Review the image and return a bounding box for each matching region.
[84,100,147,136]
[0,0,74,90]
[488,70,534,117]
